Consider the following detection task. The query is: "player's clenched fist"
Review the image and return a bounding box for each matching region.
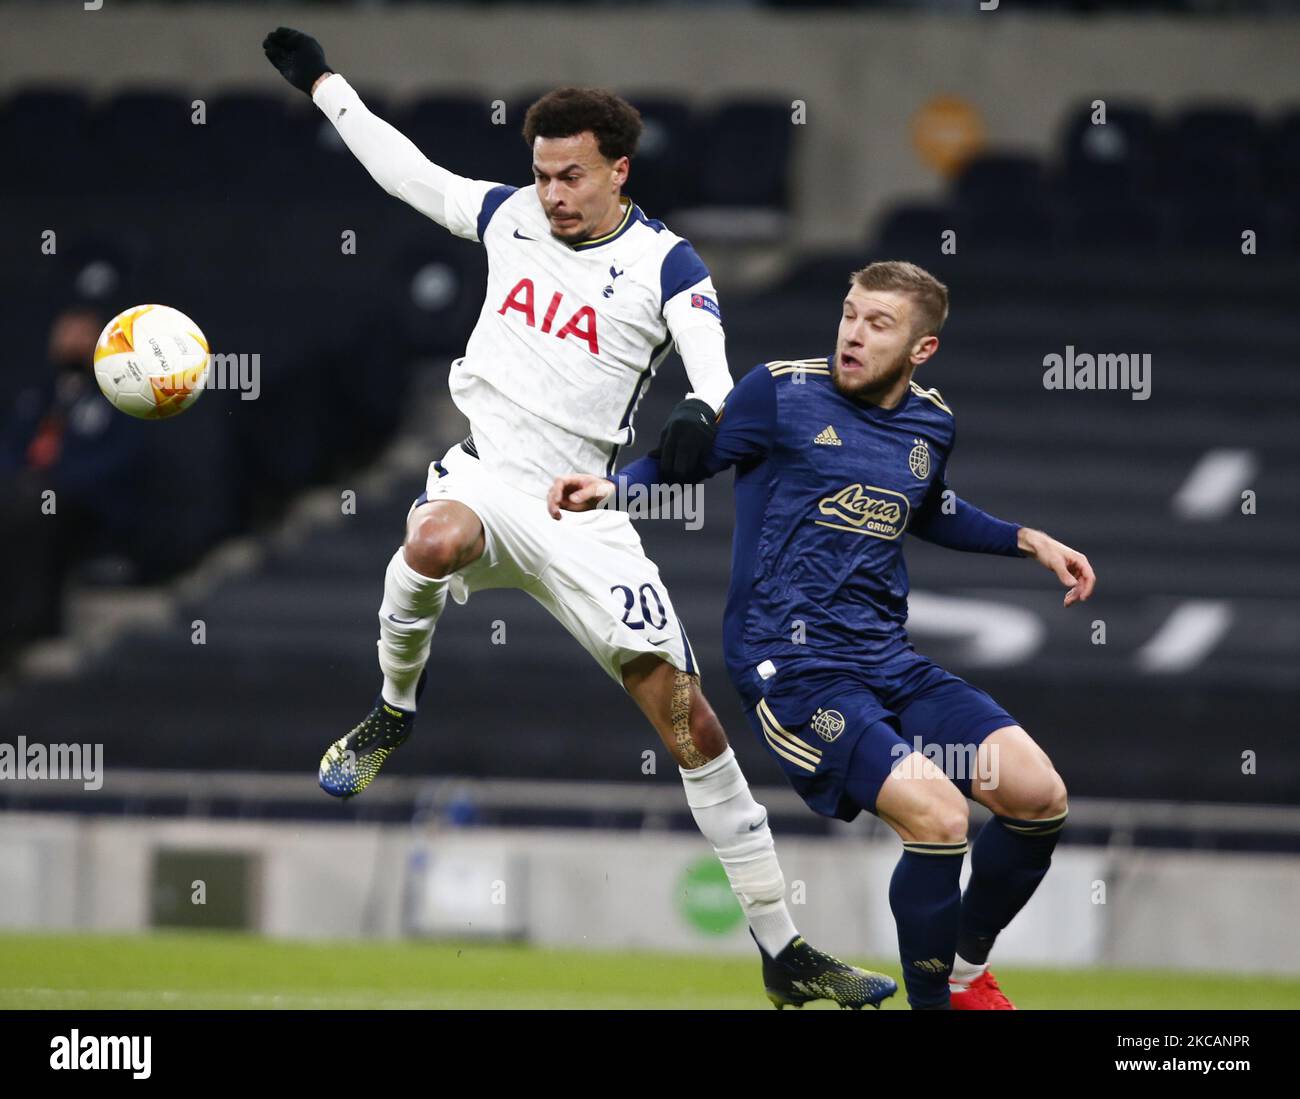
[263,27,332,97]
[655,397,718,482]
[547,474,615,520]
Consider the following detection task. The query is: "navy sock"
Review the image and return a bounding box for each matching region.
[957,809,1067,965]
[889,840,967,1008]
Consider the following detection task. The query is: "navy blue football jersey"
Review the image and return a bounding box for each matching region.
[618,355,1022,704]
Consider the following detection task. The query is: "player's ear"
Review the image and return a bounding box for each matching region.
[911,333,939,365]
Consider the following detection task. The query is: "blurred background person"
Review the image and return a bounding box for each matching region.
[0,305,156,663]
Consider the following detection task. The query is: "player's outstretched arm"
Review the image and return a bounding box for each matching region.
[908,490,1024,556]
[262,27,489,238]
[908,485,1096,606]
[1017,526,1097,607]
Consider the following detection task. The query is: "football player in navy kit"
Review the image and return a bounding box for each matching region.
[549,260,1097,1009]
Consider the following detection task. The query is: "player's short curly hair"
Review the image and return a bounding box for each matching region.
[522,87,643,162]
[849,261,950,339]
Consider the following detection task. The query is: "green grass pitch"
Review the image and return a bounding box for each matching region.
[3,932,1298,1009]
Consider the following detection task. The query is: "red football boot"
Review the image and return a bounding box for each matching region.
[949,969,1016,1009]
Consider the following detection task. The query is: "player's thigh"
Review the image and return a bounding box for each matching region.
[871,745,970,845]
[413,447,542,595]
[530,508,696,686]
[745,671,941,827]
[968,725,1068,820]
[893,665,1019,801]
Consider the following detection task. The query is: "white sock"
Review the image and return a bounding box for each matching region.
[679,746,799,957]
[950,952,989,989]
[377,547,448,710]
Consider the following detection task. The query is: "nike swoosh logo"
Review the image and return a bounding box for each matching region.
[747,815,768,832]
[648,636,673,646]
[386,614,420,624]
[513,228,536,240]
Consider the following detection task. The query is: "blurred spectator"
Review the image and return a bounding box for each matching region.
[0,306,151,663]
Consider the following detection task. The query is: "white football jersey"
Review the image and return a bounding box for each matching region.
[439,180,724,495]
[313,75,730,498]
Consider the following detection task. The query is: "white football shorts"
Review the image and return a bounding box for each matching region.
[415,441,697,685]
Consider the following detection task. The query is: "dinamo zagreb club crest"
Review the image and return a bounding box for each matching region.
[908,438,931,479]
[811,708,846,743]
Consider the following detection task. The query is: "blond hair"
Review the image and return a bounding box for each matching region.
[849,260,949,338]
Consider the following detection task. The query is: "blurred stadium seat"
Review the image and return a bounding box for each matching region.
[398,93,527,187]
[0,85,93,197]
[622,94,697,217]
[94,89,203,196]
[695,98,794,210]
[1059,101,1158,206]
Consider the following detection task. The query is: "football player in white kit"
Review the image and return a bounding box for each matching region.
[264,27,896,1008]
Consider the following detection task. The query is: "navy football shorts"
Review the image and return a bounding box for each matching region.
[736,649,1017,822]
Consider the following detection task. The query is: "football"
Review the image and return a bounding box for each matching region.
[93,303,210,419]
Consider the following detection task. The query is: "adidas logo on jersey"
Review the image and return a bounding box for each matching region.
[813,425,842,446]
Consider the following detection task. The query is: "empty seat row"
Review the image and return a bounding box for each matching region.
[0,86,797,215]
[877,193,1300,255]
[1058,101,1300,203]
[872,98,1300,256]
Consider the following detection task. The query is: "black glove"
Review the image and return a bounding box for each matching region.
[263,27,331,98]
[653,397,718,482]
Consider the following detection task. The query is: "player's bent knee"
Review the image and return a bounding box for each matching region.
[888,781,969,844]
[878,753,969,843]
[1022,769,1068,819]
[405,513,471,579]
[991,765,1068,821]
[918,801,969,845]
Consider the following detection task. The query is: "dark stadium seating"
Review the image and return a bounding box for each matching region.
[874,202,957,258]
[1059,101,1158,205]
[2,85,1297,809]
[621,95,697,217]
[956,153,1048,208]
[952,155,1060,253]
[1160,105,1263,202]
[1060,198,1168,252]
[397,94,528,189]
[927,98,1300,260]
[0,86,93,196]
[198,90,294,196]
[94,89,203,196]
[1267,108,1300,201]
[4,242,1298,806]
[694,99,795,209]
[387,240,489,357]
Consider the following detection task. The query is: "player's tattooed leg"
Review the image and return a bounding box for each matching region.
[623,653,888,1003]
[672,669,711,768]
[620,653,724,767]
